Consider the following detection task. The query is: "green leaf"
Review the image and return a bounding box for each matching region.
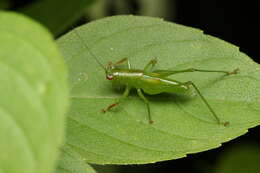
[214,144,260,173]
[56,146,97,173]
[57,15,260,164]
[0,11,68,173]
[19,0,95,36]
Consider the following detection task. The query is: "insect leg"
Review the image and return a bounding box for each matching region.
[144,59,157,72]
[154,68,239,77]
[185,81,229,126]
[137,89,153,124]
[102,86,130,112]
[113,58,131,69]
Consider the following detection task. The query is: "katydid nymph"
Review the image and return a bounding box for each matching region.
[74,29,238,126]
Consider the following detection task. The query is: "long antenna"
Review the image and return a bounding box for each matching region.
[74,28,107,71]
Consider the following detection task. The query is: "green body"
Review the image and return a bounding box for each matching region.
[111,69,189,95]
[104,59,237,126]
[103,58,237,125]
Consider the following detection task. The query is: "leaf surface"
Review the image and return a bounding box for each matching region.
[57,15,260,164]
[56,146,97,173]
[0,11,68,173]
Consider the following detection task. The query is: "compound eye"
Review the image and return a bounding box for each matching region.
[106,74,114,80]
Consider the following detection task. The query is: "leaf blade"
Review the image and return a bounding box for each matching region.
[56,147,97,173]
[0,11,69,173]
[57,15,260,164]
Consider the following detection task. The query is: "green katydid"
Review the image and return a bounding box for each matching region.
[74,29,238,126]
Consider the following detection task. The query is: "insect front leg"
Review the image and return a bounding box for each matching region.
[184,81,229,126]
[144,59,157,72]
[113,58,131,69]
[137,88,153,124]
[102,86,131,113]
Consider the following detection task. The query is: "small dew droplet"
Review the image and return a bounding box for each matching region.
[77,72,88,81]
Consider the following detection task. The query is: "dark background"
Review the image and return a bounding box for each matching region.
[5,0,260,173]
[175,0,260,64]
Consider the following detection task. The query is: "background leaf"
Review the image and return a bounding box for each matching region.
[0,0,10,9]
[57,15,260,164]
[214,143,260,173]
[0,11,68,173]
[19,0,95,36]
[139,0,170,18]
[56,146,97,173]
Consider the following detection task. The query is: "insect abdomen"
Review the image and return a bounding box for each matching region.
[113,70,189,95]
[140,75,189,95]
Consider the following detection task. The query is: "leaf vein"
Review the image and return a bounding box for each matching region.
[68,116,180,153]
[0,107,37,169]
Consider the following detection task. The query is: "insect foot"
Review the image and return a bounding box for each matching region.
[151,59,157,64]
[222,121,230,127]
[227,68,239,75]
[101,102,119,113]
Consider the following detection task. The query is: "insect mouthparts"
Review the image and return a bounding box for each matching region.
[106,74,114,80]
